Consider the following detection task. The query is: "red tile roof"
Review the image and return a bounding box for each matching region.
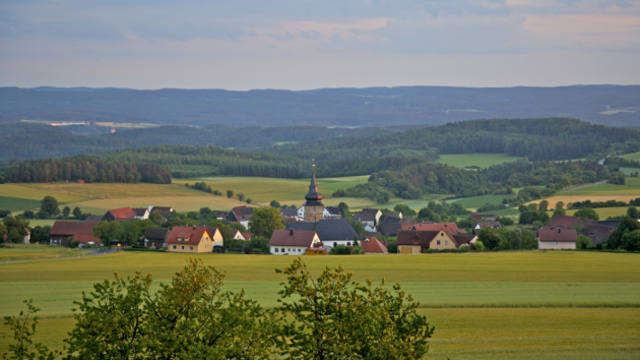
[397,230,440,247]
[537,226,578,242]
[50,221,101,244]
[106,207,137,220]
[548,214,594,229]
[360,237,387,253]
[232,206,254,221]
[165,226,211,245]
[269,229,318,247]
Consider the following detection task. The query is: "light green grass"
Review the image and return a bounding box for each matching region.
[620,152,640,162]
[562,177,640,196]
[620,167,640,176]
[437,153,524,169]
[449,194,511,209]
[0,244,87,262]
[567,207,630,219]
[1,251,639,358]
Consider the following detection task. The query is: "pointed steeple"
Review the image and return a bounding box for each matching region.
[305,159,323,203]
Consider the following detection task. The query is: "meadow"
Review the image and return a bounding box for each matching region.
[437,153,524,168]
[1,250,639,359]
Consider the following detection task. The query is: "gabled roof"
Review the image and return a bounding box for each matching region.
[378,217,402,236]
[105,207,136,220]
[355,208,380,222]
[165,226,211,245]
[280,207,298,218]
[581,223,615,245]
[360,237,387,253]
[397,230,440,247]
[325,206,342,216]
[151,206,174,215]
[537,226,578,242]
[205,226,220,238]
[144,227,169,242]
[476,221,502,229]
[286,218,359,241]
[231,206,254,221]
[269,229,318,247]
[403,222,460,235]
[132,208,149,217]
[50,221,101,244]
[452,234,474,246]
[548,214,594,229]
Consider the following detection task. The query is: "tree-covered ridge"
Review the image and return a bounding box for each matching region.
[271,118,640,162]
[337,159,620,202]
[7,157,171,183]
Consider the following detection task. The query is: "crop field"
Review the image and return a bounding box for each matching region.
[0,251,639,358]
[449,194,512,210]
[566,206,630,219]
[0,244,87,261]
[437,153,524,168]
[539,178,640,209]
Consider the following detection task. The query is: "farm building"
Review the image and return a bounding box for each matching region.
[143,227,169,249]
[231,229,253,241]
[227,206,254,228]
[165,226,218,253]
[49,221,101,247]
[537,226,578,250]
[397,230,473,254]
[102,207,137,221]
[286,218,359,250]
[269,229,322,255]
[354,208,382,232]
[360,237,388,254]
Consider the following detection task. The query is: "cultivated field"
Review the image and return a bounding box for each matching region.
[536,178,640,209]
[1,251,639,359]
[621,152,640,162]
[437,153,524,168]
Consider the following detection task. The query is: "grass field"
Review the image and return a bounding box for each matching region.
[566,207,630,219]
[437,153,524,168]
[0,196,41,211]
[0,244,87,261]
[1,251,638,358]
[538,178,640,209]
[621,152,640,162]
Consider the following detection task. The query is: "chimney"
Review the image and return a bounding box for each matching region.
[289,229,294,236]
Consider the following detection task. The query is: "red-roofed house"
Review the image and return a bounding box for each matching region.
[360,237,388,254]
[537,226,577,250]
[166,226,217,253]
[227,206,254,228]
[102,207,137,221]
[232,229,253,241]
[49,221,101,246]
[548,214,594,229]
[397,229,473,254]
[269,229,321,255]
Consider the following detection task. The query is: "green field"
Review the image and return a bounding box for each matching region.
[0,244,87,261]
[1,251,639,358]
[437,153,525,169]
[566,206,630,219]
[0,196,41,211]
[621,152,640,162]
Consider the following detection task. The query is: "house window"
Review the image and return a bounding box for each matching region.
[190,246,193,250]
[281,248,285,252]
[334,242,337,247]
[437,240,441,245]
[181,246,184,250]
[445,240,449,245]
[173,245,176,249]
[274,248,279,253]
[347,242,351,246]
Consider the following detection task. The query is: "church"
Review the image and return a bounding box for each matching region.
[287,162,360,250]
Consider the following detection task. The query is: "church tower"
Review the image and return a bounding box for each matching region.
[303,160,324,223]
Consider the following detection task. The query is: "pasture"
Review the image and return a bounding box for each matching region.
[437,153,524,169]
[539,178,640,209]
[620,152,640,162]
[1,251,639,358]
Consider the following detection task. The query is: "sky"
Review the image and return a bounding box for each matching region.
[1,0,640,90]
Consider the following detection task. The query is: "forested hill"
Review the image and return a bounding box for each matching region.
[1,85,639,127]
[270,118,640,162]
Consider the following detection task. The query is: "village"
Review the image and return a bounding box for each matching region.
[43,166,626,255]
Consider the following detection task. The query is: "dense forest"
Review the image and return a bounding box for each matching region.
[7,158,171,183]
[271,118,640,164]
[335,160,621,202]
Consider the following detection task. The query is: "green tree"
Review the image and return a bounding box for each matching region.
[574,208,599,221]
[249,207,284,238]
[62,206,71,219]
[393,204,416,217]
[477,227,502,250]
[226,189,234,198]
[92,221,123,247]
[3,216,29,244]
[606,217,640,249]
[0,222,7,243]
[72,207,83,220]
[577,235,592,249]
[276,258,434,359]
[39,196,60,218]
[621,230,640,251]
[237,193,245,202]
[538,200,549,212]
[270,200,281,208]
[149,211,164,225]
[3,300,55,360]
[627,206,639,219]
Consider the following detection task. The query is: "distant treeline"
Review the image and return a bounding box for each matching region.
[271,118,640,164]
[569,198,640,209]
[8,158,171,183]
[335,160,621,202]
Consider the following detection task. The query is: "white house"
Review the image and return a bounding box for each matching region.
[269,229,321,255]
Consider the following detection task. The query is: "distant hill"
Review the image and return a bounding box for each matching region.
[1,85,639,127]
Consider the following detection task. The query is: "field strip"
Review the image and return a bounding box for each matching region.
[3,281,639,317]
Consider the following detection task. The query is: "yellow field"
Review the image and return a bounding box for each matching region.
[566,207,630,219]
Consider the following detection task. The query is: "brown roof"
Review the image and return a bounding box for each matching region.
[537,226,578,242]
[232,206,254,220]
[132,208,149,217]
[397,230,440,247]
[355,208,379,222]
[151,206,174,215]
[105,207,137,220]
[548,214,594,229]
[50,221,101,244]
[269,229,318,247]
[402,222,461,237]
[581,223,615,245]
[477,221,502,229]
[360,237,387,253]
[165,226,211,245]
[452,234,474,246]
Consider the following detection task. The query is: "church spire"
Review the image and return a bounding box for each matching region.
[305,159,323,202]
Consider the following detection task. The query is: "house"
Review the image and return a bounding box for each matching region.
[227,206,254,228]
[537,226,577,250]
[581,223,616,246]
[280,207,300,222]
[354,208,382,232]
[397,229,472,254]
[286,218,359,250]
[360,237,388,254]
[324,206,343,219]
[143,227,170,249]
[151,206,174,217]
[269,229,322,255]
[378,217,402,236]
[23,228,31,244]
[232,229,253,241]
[133,208,150,220]
[102,207,137,221]
[548,214,594,229]
[474,221,502,233]
[402,222,460,233]
[49,221,101,247]
[205,226,225,248]
[165,226,216,253]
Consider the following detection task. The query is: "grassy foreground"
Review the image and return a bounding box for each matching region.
[1,251,639,358]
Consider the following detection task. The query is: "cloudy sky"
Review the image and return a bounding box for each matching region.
[1,0,640,89]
